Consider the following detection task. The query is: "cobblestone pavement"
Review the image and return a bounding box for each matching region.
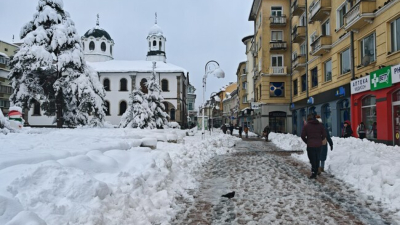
[171,138,397,225]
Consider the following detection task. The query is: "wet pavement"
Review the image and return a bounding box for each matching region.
[171,138,397,225]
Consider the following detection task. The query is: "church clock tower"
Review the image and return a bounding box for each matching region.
[146,13,167,62]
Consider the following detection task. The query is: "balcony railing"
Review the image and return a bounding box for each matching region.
[310,35,332,56]
[344,0,376,31]
[291,0,306,16]
[270,16,287,26]
[292,25,306,43]
[292,55,307,71]
[308,0,331,22]
[269,66,287,75]
[270,41,287,50]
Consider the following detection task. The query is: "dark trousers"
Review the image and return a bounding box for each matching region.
[359,133,366,139]
[307,147,321,175]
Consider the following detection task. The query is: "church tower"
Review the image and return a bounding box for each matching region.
[82,14,114,62]
[146,13,166,62]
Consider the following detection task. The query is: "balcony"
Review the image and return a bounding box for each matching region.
[0,85,12,95]
[270,42,287,51]
[291,0,306,17]
[292,25,306,43]
[310,35,332,56]
[308,0,331,22]
[344,0,376,31]
[292,55,306,71]
[270,16,287,27]
[269,66,287,75]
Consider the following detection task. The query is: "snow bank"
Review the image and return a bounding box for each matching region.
[0,127,240,224]
[270,132,400,218]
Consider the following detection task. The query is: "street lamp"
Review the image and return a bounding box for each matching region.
[202,60,225,139]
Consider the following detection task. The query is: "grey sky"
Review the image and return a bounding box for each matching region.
[0,0,253,109]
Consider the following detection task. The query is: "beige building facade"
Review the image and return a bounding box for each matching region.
[0,40,19,115]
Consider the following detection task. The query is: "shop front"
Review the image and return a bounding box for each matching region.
[351,64,400,145]
[291,84,351,137]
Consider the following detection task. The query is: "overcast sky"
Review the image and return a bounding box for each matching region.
[0,0,253,109]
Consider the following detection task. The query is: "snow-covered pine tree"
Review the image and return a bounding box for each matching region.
[146,62,169,128]
[9,0,106,128]
[119,90,155,129]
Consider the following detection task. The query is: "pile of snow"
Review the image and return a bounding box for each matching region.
[270,132,400,219]
[0,127,239,224]
[165,121,180,129]
[0,110,12,134]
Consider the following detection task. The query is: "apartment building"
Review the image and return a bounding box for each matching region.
[249,0,293,134]
[0,40,19,115]
[236,61,251,127]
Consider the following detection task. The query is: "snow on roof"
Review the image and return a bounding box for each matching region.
[0,52,9,58]
[148,24,163,36]
[87,60,187,74]
[212,95,221,102]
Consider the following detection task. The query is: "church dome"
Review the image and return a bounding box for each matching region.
[84,27,112,41]
[148,24,163,36]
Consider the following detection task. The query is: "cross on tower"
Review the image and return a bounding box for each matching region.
[96,14,99,26]
[155,12,157,24]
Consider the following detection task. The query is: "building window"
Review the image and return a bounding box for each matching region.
[105,101,110,116]
[120,78,127,91]
[271,55,283,67]
[324,59,332,82]
[293,79,298,95]
[140,78,148,94]
[360,33,376,65]
[391,17,400,52]
[82,42,85,50]
[322,104,332,136]
[101,42,106,52]
[271,31,283,42]
[188,102,193,110]
[243,96,247,103]
[110,45,113,55]
[292,110,298,135]
[259,36,262,49]
[270,82,285,97]
[119,101,127,115]
[271,6,283,16]
[309,106,316,116]
[299,13,306,26]
[339,99,351,136]
[103,78,110,91]
[301,74,306,92]
[336,2,347,29]
[311,67,318,87]
[159,41,162,51]
[32,100,41,116]
[362,96,377,139]
[161,79,168,91]
[300,42,306,55]
[322,19,330,36]
[170,108,176,121]
[242,82,247,90]
[163,102,169,112]
[153,40,156,46]
[340,48,351,74]
[89,41,95,50]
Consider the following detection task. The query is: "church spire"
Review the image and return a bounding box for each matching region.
[155,12,157,24]
[96,14,99,27]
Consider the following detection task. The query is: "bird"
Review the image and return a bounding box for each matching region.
[221,191,235,199]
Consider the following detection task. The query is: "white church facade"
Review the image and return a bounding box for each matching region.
[27,17,190,127]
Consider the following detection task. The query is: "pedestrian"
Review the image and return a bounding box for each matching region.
[316,115,333,175]
[371,122,377,139]
[263,125,271,142]
[301,114,327,179]
[229,123,234,136]
[238,125,243,138]
[356,121,366,139]
[342,121,353,138]
[244,125,249,138]
[221,124,227,134]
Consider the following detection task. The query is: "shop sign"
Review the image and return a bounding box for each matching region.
[391,63,400,84]
[370,66,392,91]
[251,102,262,109]
[351,76,370,94]
[269,111,286,117]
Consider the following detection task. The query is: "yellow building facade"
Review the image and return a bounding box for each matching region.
[0,40,19,115]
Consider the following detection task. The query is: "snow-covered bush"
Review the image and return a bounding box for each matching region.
[119,90,154,128]
[166,122,180,129]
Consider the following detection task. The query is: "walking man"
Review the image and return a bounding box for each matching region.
[357,121,366,139]
[238,125,243,138]
[301,114,327,179]
[244,125,249,138]
[263,125,271,142]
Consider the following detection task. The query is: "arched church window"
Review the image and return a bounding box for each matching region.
[159,41,162,51]
[32,100,41,116]
[170,108,176,121]
[82,42,85,50]
[104,101,110,116]
[149,42,151,49]
[103,78,110,91]
[153,40,156,46]
[119,101,127,115]
[110,45,112,55]
[120,78,128,91]
[161,79,168,91]
[163,102,169,112]
[101,42,106,52]
[140,78,148,94]
[89,41,95,50]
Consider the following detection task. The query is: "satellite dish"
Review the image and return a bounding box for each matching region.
[362,55,370,67]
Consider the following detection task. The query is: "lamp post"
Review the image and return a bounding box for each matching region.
[202,61,225,139]
[209,92,218,135]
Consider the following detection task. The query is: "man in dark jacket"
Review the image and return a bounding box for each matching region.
[301,114,327,179]
[221,124,227,134]
[263,125,271,142]
[342,121,353,138]
[229,123,234,135]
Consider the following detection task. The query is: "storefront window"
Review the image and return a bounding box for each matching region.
[393,90,400,146]
[300,108,306,132]
[269,111,286,133]
[362,96,377,140]
[292,110,298,135]
[309,107,316,116]
[322,104,332,136]
[339,99,351,136]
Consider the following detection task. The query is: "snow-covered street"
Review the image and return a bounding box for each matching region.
[173,139,397,225]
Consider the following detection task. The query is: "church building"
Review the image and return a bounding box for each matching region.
[28,16,190,127]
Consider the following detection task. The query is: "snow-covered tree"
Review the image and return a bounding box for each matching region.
[0,110,12,134]
[8,0,105,128]
[119,90,155,129]
[146,62,169,128]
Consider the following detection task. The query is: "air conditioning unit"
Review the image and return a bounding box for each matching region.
[362,56,370,67]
